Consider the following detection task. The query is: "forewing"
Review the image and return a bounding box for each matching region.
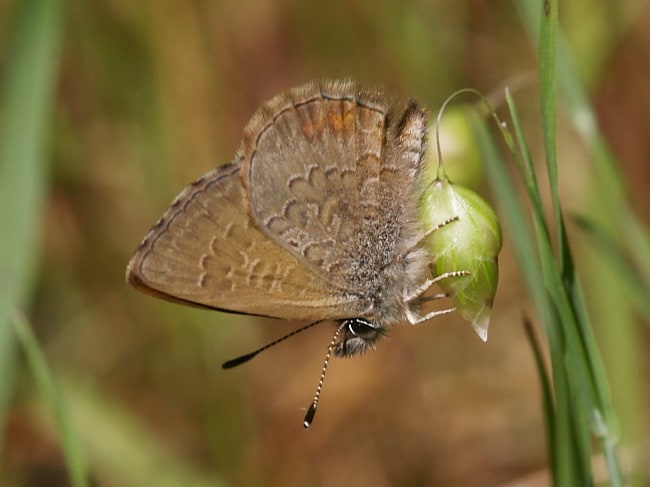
[126,162,359,321]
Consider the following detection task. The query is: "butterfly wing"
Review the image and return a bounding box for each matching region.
[126,161,361,321]
[241,79,429,293]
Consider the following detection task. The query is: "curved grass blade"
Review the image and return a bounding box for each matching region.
[12,311,90,487]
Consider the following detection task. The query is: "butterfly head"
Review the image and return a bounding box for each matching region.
[334,318,387,357]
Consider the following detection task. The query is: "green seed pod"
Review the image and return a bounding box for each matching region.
[419,178,502,341]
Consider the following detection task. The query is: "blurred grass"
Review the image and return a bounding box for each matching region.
[11,311,88,487]
[518,0,649,483]
[0,0,65,454]
[11,319,232,487]
[536,0,621,483]
[25,373,231,487]
[479,83,623,483]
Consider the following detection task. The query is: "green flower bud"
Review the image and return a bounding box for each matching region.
[419,178,502,341]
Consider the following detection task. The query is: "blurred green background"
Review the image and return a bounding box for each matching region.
[1,0,648,485]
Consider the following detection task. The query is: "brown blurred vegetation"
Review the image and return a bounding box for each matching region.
[1,0,649,486]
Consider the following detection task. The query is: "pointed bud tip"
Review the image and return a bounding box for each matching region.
[471,315,490,342]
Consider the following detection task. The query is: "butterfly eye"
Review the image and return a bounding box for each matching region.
[334,318,386,358]
[347,318,377,339]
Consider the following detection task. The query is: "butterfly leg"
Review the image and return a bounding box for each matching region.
[403,270,471,303]
[420,292,447,301]
[405,305,456,325]
[422,215,459,238]
[398,216,460,261]
[403,269,471,325]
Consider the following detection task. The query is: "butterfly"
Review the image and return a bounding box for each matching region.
[126,79,459,426]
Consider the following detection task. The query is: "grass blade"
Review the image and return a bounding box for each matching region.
[522,317,556,476]
[513,1,628,484]
[0,0,65,450]
[12,311,90,487]
[32,375,232,487]
[538,0,565,267]
[573,215,650,319]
